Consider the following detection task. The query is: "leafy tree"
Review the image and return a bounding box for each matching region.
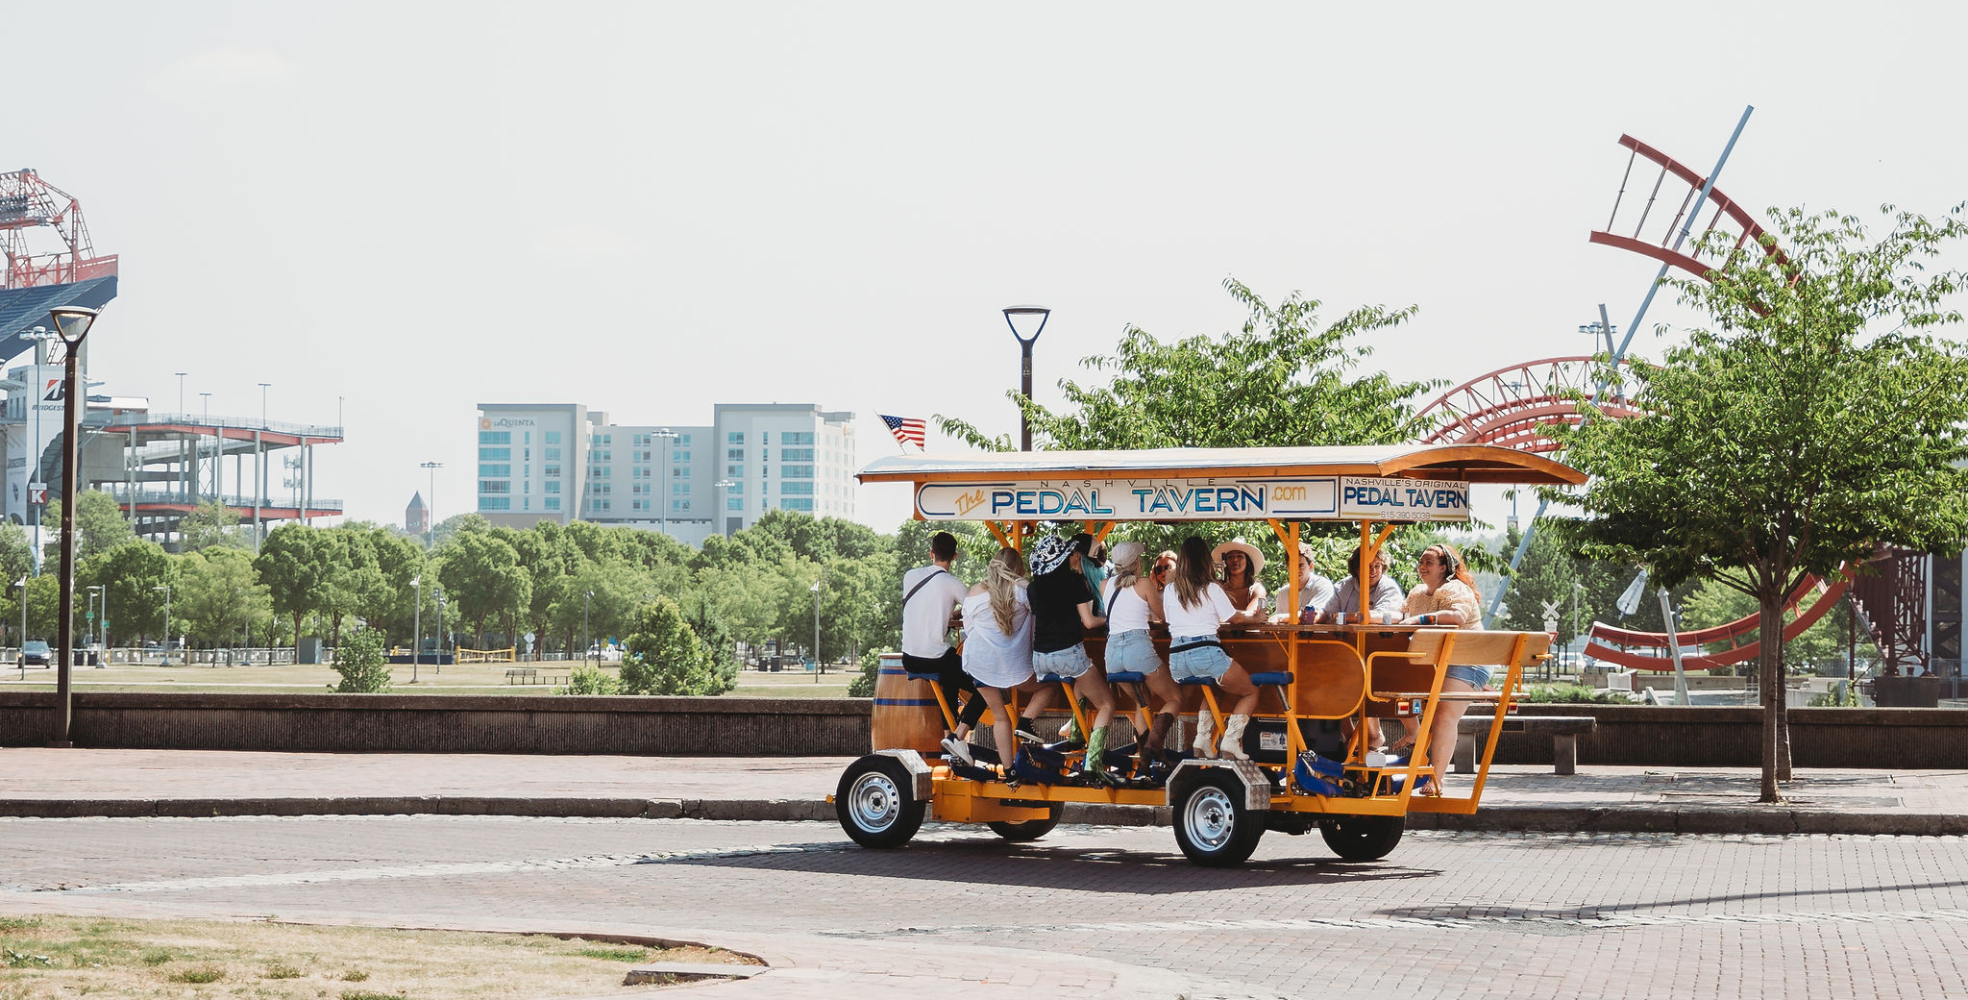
[178,501,248,553]
[176,548,273,648]
[256,524,325,651]
[436,524,530,647]
[317,527,388,646]
[620,594,735,695]
[78,539,176,645]
[19,573,57,640]
[0,523,34,592]
[1556,205,1968,802]
[330,625,392,693]
[71,490,135,562]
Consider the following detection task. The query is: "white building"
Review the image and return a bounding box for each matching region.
[474,402,856,545]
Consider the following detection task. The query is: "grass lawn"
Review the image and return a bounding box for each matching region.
[0,914,757,999]
[0,659,859,698]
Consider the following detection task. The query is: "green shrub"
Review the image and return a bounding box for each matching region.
[169,966,225,983]
[331,627,392,693]
[1517,683,1630,705]
[847,649,884,698]
[620,596,736,696]
[561,662,619,696]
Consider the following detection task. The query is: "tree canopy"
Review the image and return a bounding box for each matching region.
[1554,204,1968,801]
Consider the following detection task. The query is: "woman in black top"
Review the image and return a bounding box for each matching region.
[1025,536,1120,786]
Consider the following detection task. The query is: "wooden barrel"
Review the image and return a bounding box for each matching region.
[870,652,946,753]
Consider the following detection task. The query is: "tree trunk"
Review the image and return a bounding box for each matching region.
[1758,588,1784,802]
[1775,671,1793,781]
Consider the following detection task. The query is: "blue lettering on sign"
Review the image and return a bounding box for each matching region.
[1016,490,1039,515]
[1132,489,1154,514]
[990,490,1015,515]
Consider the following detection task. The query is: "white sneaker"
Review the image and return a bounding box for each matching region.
[940,734,976,766]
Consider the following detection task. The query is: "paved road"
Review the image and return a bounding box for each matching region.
[4,814,1965,999]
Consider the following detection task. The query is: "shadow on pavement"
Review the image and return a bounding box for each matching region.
[658,836,1441,893]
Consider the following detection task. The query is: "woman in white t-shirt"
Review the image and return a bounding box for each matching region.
[1162,535,1264,760]
[961,546,1055,777]
[1100,541,1183,758]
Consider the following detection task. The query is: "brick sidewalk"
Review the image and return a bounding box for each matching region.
[3,747,1964,833]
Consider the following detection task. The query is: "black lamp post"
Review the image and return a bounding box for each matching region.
[47,305,97,747]
[1002,306,1050,452]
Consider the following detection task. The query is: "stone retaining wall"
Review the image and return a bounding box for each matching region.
[2,695,1963,767]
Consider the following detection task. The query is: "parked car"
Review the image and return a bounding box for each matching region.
[21,641,49,666]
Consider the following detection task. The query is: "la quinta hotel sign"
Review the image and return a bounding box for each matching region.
[914,476,1470,523]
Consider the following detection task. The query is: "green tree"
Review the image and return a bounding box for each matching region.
[177,501,248,553]
[318,527,388,646]
[436,524,530,648]
[78,539,176,645]
[0,523,34,595]
[75,490,136,562]
[256,524,325,652]
[620,595,735,695]
[1557,205,1968,802]
[330,625,392,693]
[176,548,273,649]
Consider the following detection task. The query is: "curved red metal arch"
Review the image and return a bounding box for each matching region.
[1584,574,1850,672]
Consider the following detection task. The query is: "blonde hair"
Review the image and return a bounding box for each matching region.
[985,546,1026,635]
[1108,541,1146,593]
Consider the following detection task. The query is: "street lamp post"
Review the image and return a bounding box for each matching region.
[584,590,593,666]
[809,573,823,685]
[155,583,171,666]
[1002,306,1051,452]
[174,372,187,416]
[48,305,97,747]
[435,590,446,674]
[15,575,26,672]
[410,574,422,684]
[420,461,443,549]
[87,584,102,655]
[654,428,677,537]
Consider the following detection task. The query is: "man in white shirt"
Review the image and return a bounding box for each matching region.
[901,531,983,763]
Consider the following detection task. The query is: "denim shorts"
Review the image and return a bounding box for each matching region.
[1168,634,1232,682]
[1446,664,1493,689]
[1033,643,1095,681]
[1105,630,1163,674]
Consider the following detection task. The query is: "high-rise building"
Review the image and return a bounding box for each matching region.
[473,402,856,545]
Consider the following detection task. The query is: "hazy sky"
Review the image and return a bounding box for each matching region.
[8,2,1965,534]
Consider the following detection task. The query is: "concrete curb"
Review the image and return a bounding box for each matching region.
[3,796,1962,836]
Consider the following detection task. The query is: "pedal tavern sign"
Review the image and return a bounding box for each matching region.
[914,475,1471,523]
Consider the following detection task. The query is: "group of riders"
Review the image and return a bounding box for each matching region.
[898,530,1491,794]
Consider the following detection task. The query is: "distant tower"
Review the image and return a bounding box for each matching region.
[405,491,428,536]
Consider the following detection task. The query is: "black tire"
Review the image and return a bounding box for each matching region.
[835,755,926,849]
[988,804,1063,842]
[1320,813,1405,861]
[1172,771,1265,868]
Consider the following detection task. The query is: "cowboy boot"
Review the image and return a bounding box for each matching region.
[1142,712,1176,757]
[1082,725,1121,786]
[1191,709,1215,758]
[1218,714,1252,761]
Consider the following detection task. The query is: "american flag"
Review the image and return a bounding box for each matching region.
[880,414,926,450]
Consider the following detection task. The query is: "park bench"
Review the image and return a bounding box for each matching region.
[1452,714,1597,775]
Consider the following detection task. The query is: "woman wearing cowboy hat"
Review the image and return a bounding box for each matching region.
[1165,535,1263,760]
[1212,537,1269,620]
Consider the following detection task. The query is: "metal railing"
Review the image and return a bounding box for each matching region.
[102,483,343,511]
[107,411,344,440]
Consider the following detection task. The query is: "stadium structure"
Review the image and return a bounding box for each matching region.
[1,168,341,552]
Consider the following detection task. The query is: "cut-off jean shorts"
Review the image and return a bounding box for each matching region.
[1168,634,1232,682]
[1445,664,1492,689]
[1033,643,1095,681]
[1105,629,1164,674]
